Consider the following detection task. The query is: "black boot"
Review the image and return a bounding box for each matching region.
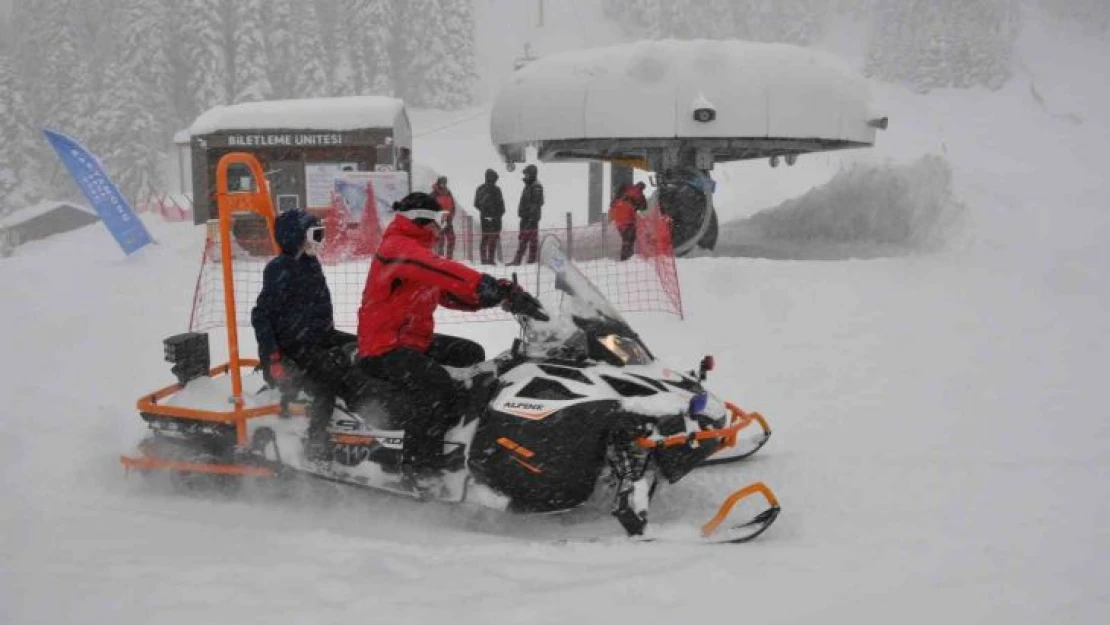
[304,427,331,463]
[304,395,334,463]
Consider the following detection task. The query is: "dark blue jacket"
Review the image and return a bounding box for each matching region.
[251,211,334,360]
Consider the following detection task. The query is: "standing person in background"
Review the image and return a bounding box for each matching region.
[609,182,648,261]
[508,164,543,265]
[430,176,457,258]
[473,169,505,265]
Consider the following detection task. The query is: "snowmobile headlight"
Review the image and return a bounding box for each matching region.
[596,334,652,366]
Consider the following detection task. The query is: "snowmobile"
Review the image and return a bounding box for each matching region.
[122,237,778,543]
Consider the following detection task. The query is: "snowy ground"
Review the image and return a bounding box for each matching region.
[3,15,1109,625]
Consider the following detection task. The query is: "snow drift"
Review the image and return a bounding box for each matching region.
[715,155,966,259]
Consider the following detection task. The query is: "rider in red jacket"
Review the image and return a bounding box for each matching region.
[357,192,544,483]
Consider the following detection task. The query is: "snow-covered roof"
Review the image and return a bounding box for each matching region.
[0,201,97,229]
[189,96,408,135]
[491,40,882,147]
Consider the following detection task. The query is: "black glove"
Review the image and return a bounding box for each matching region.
[476,274,516,308]
[503,289,549,321]
[475,274,549,320]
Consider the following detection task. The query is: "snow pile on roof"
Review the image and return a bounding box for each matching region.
[189,96,406,135]
[0,201,97,229]
[492,39,881,145]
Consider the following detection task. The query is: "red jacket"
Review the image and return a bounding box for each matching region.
[609,197,636,227]
[431,186,456,223]
[609,184,646,228]
[358,217,482,357]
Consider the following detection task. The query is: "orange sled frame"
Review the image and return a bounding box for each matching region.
[121,153,284,476]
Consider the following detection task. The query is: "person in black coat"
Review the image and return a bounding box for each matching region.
[473,168,505,265]
[251,209,359,460]
[509,164,544,265]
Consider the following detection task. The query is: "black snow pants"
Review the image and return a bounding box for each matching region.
[618,224,636,261]
[480,217,502,265]
[356,334,485,469]
[286,329,360,438]
[511,219,540,265]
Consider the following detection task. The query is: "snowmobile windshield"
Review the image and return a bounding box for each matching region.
[520,237,654,366]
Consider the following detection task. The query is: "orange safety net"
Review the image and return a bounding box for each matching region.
[189,191,682,334]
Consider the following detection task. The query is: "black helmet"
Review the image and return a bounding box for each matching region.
[274,209,321,254]
[393,192,445,226]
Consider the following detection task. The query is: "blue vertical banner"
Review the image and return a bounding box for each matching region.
[42,129,153,255]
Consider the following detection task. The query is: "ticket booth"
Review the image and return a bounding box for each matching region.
[187,96,412,225]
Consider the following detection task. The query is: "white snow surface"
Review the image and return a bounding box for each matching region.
[188,95,408,135]
[3,17,1110,625]
[491,39,880,147]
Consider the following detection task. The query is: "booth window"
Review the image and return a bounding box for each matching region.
[227,163,256,193]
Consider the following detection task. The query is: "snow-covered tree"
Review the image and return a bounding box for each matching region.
[391,0,475,108]
[180,0,228,118]
[438,0,477,107]
[88,0,169,204]
[90,59,162,203]
[113,0,173,133]
[0,54,41,212]
[349,0,396,96]
[230,0,273,103]
[266,0,330,99]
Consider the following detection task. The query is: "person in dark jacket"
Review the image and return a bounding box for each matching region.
[251,209,359,461]
[473,168,505,265]
[430,176,457,259]
[508,164,544,265]
[357,192,545,486]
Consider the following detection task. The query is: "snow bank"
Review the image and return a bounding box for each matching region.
[715,155,966,258]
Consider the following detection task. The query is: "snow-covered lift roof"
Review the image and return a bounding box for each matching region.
[491,40,886,169]
[189,96,409,137]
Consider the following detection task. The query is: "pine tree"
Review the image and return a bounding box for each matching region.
[180,0,228,118]
[391,0,433,104]
[350,0,396,96]
[267,0,330,99]
[292,2,332,97]
[438,0,477,107]
[231,0,273,103]
[37,0,85,131]
[264,0,296,98]
[116,0,173,133]
[0,54,41,212]
[91,60,162,203]
[315,0,349,96]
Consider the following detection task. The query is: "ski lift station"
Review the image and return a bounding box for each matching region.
[491,39,888,253]
[182,96,412,225]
